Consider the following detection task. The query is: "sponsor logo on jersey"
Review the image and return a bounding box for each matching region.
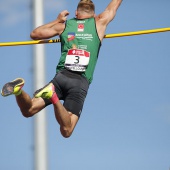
[78,24,84,32]
[68,32,75,41]
[77,21,85,24]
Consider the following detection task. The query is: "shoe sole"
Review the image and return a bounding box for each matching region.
[1,79,24,96]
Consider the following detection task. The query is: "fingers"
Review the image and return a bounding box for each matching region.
[62,10,69,17]
[57,10,70,23]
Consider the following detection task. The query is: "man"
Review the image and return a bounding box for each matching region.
[1,0,122,138]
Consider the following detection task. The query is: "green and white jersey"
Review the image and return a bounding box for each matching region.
[56,17,101,83]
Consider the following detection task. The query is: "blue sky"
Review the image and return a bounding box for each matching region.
[0,0,170,170]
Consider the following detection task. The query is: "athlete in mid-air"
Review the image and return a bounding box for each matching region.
[1,0,122,138]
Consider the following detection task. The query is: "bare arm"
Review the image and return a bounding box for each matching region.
[30,10,69,40]
[95,0,122,41]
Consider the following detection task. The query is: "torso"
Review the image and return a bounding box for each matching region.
[57,17,101,83]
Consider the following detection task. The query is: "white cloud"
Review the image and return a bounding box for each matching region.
[0,0,67,27]
[0,0,30,27]
[44,0,67,11]
[3,11,30,26]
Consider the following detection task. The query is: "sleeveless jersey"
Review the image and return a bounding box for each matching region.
[56,17,101,83]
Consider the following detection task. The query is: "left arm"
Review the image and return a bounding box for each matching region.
[30,10,69,40]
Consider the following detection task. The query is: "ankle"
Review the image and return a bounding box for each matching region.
[15,90,22,96]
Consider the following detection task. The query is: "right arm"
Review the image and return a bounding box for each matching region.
[95,0,122,41]
[30,10,69,40]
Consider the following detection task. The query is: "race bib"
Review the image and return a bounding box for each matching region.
[65,49,90,72]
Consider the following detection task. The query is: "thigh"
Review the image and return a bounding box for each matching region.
[63,73,89,117]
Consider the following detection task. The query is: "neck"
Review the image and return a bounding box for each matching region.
[76,16,93,19]
[76,10,94,19]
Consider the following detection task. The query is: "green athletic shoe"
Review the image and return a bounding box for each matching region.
[1,78,25,97]
[34,83,54,99]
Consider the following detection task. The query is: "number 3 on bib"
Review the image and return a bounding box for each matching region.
[65,49,90,72]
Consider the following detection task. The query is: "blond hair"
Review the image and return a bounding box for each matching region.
[77,0,95,13]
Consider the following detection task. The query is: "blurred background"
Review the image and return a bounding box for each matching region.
[0,0,170,170]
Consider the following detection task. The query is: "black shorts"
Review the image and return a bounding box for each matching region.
[43,69,89,117]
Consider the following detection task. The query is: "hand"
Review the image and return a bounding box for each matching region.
[57,10,69,23]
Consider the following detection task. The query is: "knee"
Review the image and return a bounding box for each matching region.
[20,107,35,118]
[60,127,73,138]
[22,113,32,118]
[21,111,33,118]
